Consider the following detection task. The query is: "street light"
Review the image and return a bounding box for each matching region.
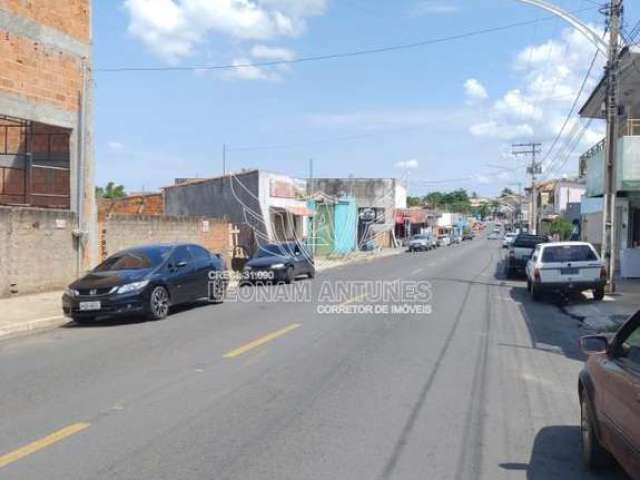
[514,0,608,54]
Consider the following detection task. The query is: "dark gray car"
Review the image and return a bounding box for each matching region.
[243,242,315,283]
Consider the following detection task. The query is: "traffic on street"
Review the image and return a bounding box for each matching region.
[0,228,634,479]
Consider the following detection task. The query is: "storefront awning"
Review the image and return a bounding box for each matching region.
[395,208,428,224]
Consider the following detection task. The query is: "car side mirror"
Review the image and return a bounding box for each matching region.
[580,335,609,355]
[176,260,189,268]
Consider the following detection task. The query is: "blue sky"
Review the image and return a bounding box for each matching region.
[92,1,633,196]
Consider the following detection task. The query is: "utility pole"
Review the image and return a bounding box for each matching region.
[602,0,623,293]
[308,158,314,195]
[222,144,227,176]
[513,143,542,233]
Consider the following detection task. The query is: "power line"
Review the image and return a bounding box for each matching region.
[540,48,601,170]
[95,6,598,73]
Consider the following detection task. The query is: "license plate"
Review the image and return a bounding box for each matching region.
[79,301,101,311]
[560,267,579,275]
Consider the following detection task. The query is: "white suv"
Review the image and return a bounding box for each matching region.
[525,242,606,301]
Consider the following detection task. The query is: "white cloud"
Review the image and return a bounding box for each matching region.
[224,44,295,81]
[124,0,326,64]
[468,25,606,160]
[395,159,419,169]
[250,44,295,61]
[108,141,125,151]
[470,121,534,140]
[493,89,543,121]
[412,1,459,15]
[225,57,274,81]
[464,78,488,104]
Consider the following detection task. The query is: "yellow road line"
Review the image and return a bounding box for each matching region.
[340,293,367,306]
[0,423,90,469]
[224,324,301,358]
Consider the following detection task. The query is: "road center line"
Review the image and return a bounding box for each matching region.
[340,293,368,306]
[224,324,301,358]
[0,423,90,469]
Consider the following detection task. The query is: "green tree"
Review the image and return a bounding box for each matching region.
[500,187,514,197]
[424,189,471,213]
[549,217,573,241]
[96,182,126,199]
[407,196,423,207]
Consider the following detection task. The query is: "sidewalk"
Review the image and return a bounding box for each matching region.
[0,290,68,340]
[0,247,404,341]
[564,278,640,332]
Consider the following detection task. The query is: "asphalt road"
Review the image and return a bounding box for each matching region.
[0,238,629,479]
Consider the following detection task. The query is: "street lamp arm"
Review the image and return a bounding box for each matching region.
[515,0,608,55]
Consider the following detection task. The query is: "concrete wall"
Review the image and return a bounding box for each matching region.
[164,171,267,241]
[100,214,233,266]
[0,206,78,296]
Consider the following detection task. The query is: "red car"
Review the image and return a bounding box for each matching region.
[579,309,640,478]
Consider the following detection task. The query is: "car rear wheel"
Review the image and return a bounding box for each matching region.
[593,287,605,301]
[148,286,170,320]
[307,268,315,279]
[210,279,226,304]
[581,398,612,470]
[529,281,540,301]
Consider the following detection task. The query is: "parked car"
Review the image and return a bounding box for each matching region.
[243,241,315,283]
[578,309,640,478]
[502,232,517,249]
[62,243,227,324]
[506,233,548,277]
[407,234,434,252]
[525,242,606,301]
[488,230,502,240]
[436,234,451,247]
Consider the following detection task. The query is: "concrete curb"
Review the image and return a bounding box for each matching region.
[0,315,69,342]
[0,249,404,341]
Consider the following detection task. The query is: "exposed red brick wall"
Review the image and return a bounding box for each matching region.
[99,194,165,217]
[97,214,234,266]
[0,32,82,112]
[0,0,90,42]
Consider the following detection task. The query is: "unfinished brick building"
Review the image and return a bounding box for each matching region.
[0,1,96,295]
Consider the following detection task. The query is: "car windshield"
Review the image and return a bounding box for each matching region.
[256,244,293,257]
[513,235,548,248]
[412,235,427,240]
[94,247,171,271]
[542,245,598,263]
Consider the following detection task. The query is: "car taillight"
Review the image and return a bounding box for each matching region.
[534,268,541,282]
[600,266,607,280]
